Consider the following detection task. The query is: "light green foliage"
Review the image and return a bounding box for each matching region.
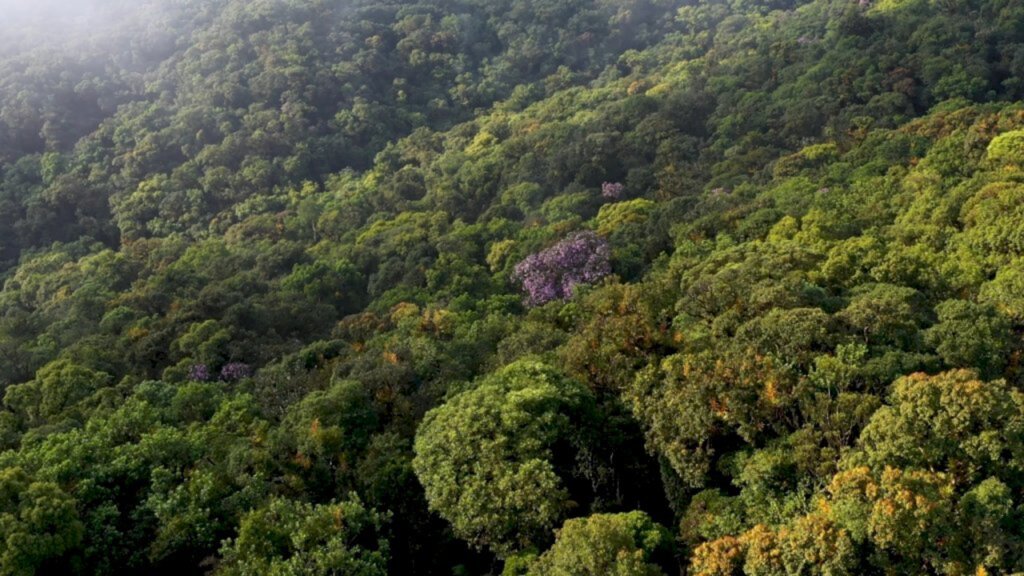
[979,258,1024,323]
[773,143,840,179]
[217,496,389,576]
[413,360,593,556]
[851,370,1024,486]
[596,199,656,237]
[926,299,1013,378]
[958,478,1017,569]
[985,129,1024,167]
[3,360,112,426]
[691,367,1024,574]
[626,351,794,488]
[596,199,659,275]
[173,320,232,368]
[958,182,1024,264]
[735,307,832,368]
[530,511,673,576]
[836,284,926,349]
[0,468,83,576]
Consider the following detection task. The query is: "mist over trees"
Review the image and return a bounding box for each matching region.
[0,0,1024,574]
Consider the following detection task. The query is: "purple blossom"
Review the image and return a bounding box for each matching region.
[220,362,252,382]
[189,364,211,382]
[601,181,625,200]
[512,231,611,306]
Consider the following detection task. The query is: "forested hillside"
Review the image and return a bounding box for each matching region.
[2,0,1024,574]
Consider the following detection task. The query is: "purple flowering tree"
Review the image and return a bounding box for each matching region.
[512,231,611,306]
[601,181,625,200]
[220,362,252,382]
[189,364,211,382]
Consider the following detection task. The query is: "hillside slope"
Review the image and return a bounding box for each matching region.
[1,0,1023,574]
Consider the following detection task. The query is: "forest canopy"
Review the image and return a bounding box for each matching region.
[1,0,1024,574]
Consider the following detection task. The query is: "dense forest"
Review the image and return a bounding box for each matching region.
[2,0,1024,573]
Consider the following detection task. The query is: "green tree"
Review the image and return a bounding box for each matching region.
[626,351,794,488]
[217,496,389,576]
[979,258,1024,324]
[925,299,1013,378]
[3,359,112,427]
[274,378,378,493]
[850,370,1024,487]
[529,511,674,576]
[412,360,594,556]
[0,468,84,576]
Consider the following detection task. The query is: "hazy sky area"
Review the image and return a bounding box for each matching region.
[0,0,107,28]
[0,0,174,55]
[0,0,108,52]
